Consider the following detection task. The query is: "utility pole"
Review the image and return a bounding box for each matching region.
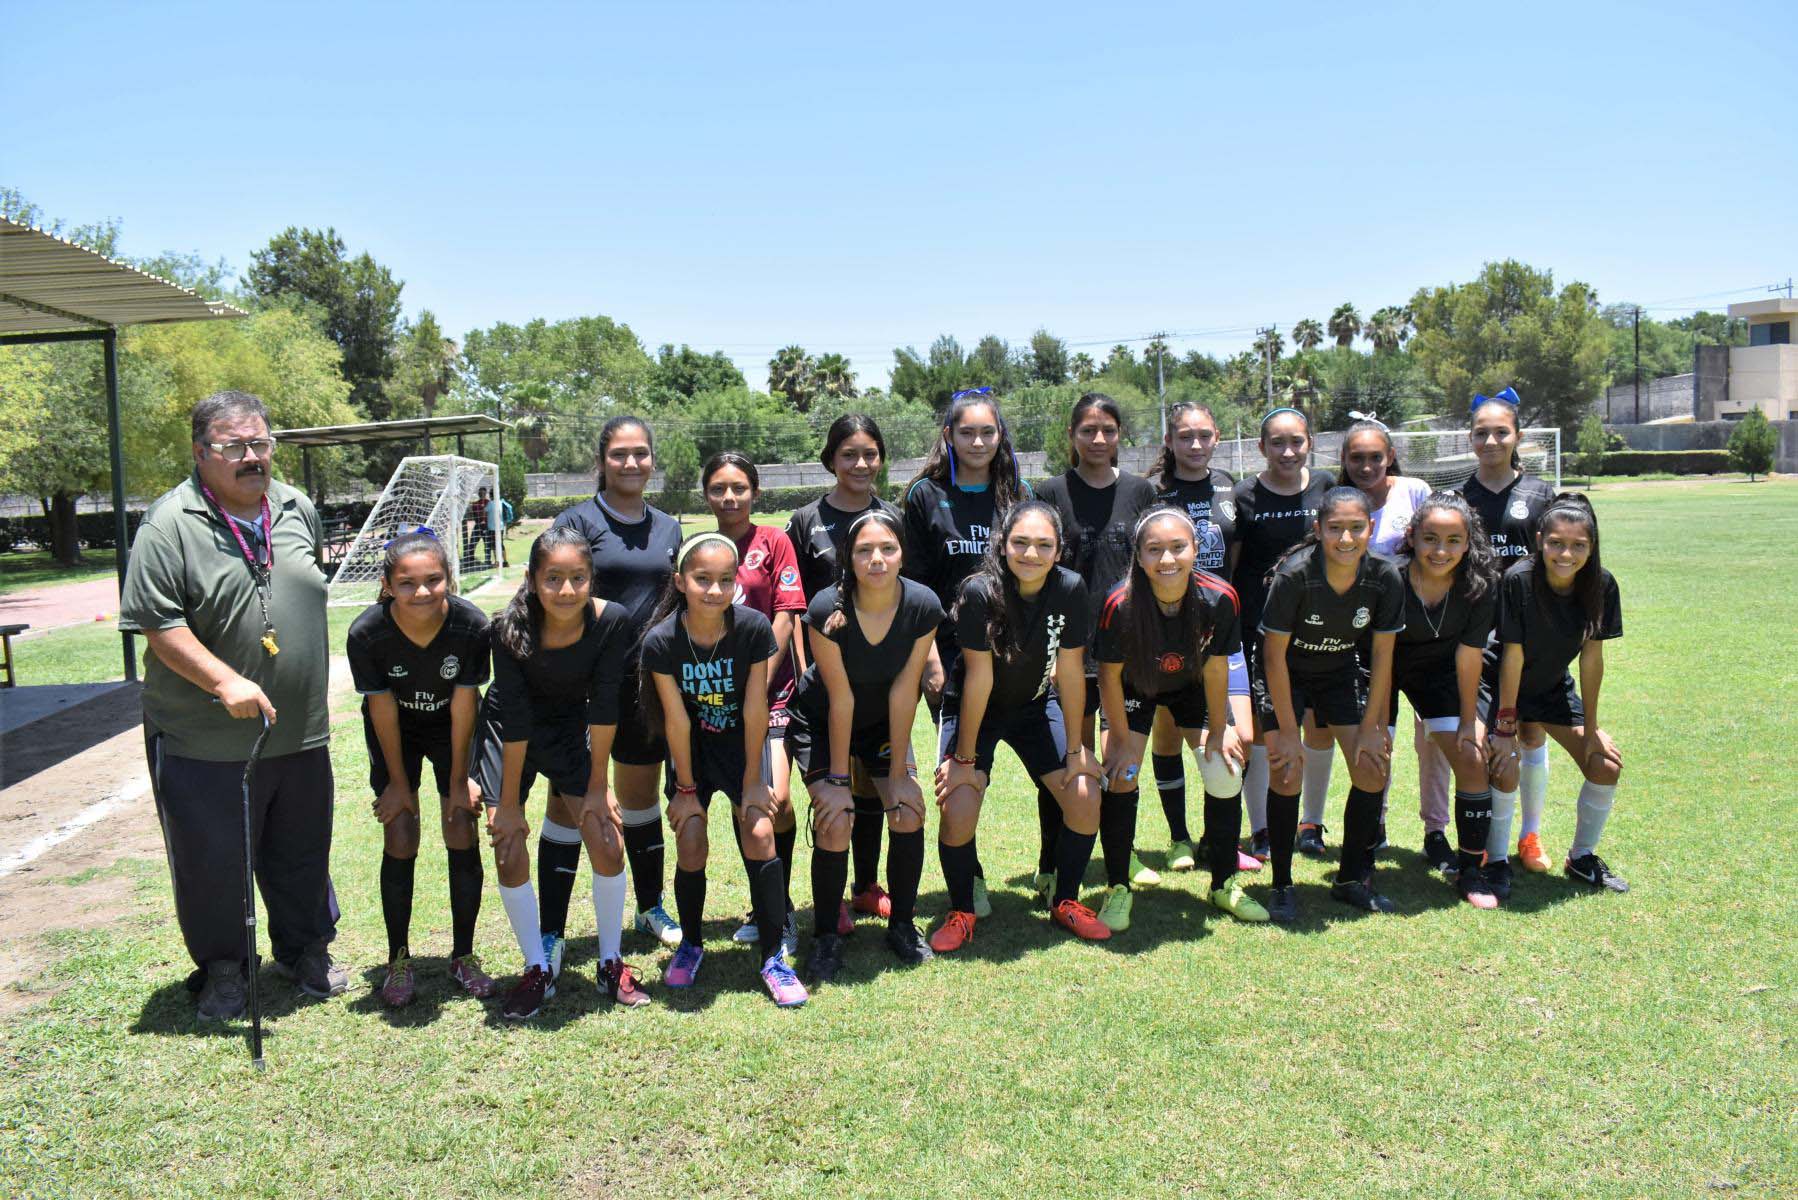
[1770,278,1794,300]
[1257,325,1276,410]
[1155,332,1167,436]
[1633,306,1642,424]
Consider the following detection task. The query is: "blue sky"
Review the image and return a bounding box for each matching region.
[6,1,1793,386]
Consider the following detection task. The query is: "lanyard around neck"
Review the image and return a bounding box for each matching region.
[200,484,273,573]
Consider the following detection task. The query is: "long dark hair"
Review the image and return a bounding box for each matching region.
[1150,401,1218,482]
[637,533,741,740]
[1531,492,1606,640]
[909,393,1026,512]
[595,414,653,493]
[1117,506,1219,694]
[1342,418,1405,477]
[1066,391,1123,469]
[1399,491,1498,604]
[493,526,593,660]
[702,450,760,493]
[953,500,1064,663]
[1470,397,1524,472]
[1266,486,1372,585]
[830,508,906,625]
[380,531,454,597]
[819,413,886,472]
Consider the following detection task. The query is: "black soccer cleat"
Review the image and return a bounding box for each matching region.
[805,933,845,984]
[1484,859,1514,903]
[1295,825,1328,858]
[1564,853,1629,893]
[884,920,935,966]
[1422,830,1458,876]
[1265,885,1299,925]
[1331,878,1397,913]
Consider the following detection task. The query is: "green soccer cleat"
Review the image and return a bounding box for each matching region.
[1210,879,1270,923]
[1031,872,1055,909]
[972,876,993,919]
[1097,884,1134,933]
[1129,853,1161,888]
[1167,839,1198,872]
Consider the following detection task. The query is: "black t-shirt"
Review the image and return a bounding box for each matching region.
[1034,469,1159,648]
[1260,545,1405,678]
[901,477,1013,613]
[1230,471,1336,615]
[784,494,898,600]
[1155,467,1237,574]
[348,595,491,735]
[1093,570,1242,698]
[1461,472,1555,564]
[487,600,634,742]
[639,606,779,738]
[1391,565,1498,684]
[791,578,943,734]
[1491,560,1622,698]
[551,494,683,648]
[948,565,1089,711]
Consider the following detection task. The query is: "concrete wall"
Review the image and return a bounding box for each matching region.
[1695,344,1731,420]
[1721,345,1798,420]
[1610,419,1798,472]
[1600,373,1694,423]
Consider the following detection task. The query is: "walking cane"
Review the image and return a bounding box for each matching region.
[242,712,272,1070]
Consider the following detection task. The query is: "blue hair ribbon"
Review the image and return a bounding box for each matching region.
[1471,385,1521,414]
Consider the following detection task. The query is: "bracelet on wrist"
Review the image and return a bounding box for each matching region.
[674,783,698,796]
[825,773,851,787]
[1492,721,1518,737]
[1497,707,1518,722]
[951,753,977,766]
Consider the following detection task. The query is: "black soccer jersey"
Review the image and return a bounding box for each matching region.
[1094,570,1242,698]
[551,494,683,642]
[784,494,899,600]
[1034,469,1159,650]
[1155,467,1237,574]
[901,477,1013,613]
[1490,560,1622,699]
[347,595,491,733]
[639,606,779,738]
[1461,472,1555,563]
[1260,545,1405,678]
[487,600,635,743]
[1391,567,1498,685]
[1230,471,1336,610]
[791,578,943,735]
[948,566,1090,711]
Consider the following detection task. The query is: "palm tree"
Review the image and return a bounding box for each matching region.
[401,310,459,418]
[1291,318,1324,352]
[1251,328,1285,361]
[1144,336,1171,365]
[1107,344,1135,370]
[1327,303,1362,348]
[1282,357,1324,410]
[1070,351,1097,382]
[811,352,858,401]
[1366,306,1411,353]
[768,345,815,411]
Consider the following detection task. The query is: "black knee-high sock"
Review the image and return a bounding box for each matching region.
[1202,793,1242,891]
[732,818,755,913]
[446,846,483,960]
[673,866,706,946]
[536,834,582,938]
[748,856,787,963]
[380,853,415,961]
[1455,789,1493,874]
[622,818,664,911]
[774,826,797,911]
[1037,784,1062,874]
[1268,789,1300,888]
[1154,752,1189,842]
[1340,787,1383,885]
[887,828,925,924]
[969,832,984,882]
[1054,828,1098,905]
[851,793,883,892]
[811,847,848,936]
[1099,790,1138,888]
[940,840,977,913]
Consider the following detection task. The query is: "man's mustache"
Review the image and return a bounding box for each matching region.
[236,463,266,478]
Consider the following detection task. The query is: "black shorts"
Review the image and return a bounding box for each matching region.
[1121,681,1211,736]
[364,720,453,796]
[666,733,751,808]
[1390,666,1461,725]
[784,707,899,783]
[610,670,667,767]
[1256,666,1368,730]
[936,694,1067,782]
[1483,673,1584,728]
[470,710,592,805]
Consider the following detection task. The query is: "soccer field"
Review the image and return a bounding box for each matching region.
[3,479,1794,1199]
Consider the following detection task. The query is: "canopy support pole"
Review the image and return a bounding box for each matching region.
[103,328,136,682]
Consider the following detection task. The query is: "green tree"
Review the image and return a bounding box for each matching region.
[1292,319,1324,351]
[1328,303,1362,348]
[390,310,459,419]
[657,429,701,504]
[1365,306,1412,352]
[1668,310,1749,345]
[653,343,744,401]
[971,336,1010,383]
[1575,412,1611,479]
[1070,352,1097,382]
[1029,329,1068,385]
[767,345,815,411]
[811,352,859,401]
[1728,408,1778,480]
[1252,328,1284,362]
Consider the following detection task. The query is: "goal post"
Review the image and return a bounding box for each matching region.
[1312,427,1562,492]
[328,455,499,607]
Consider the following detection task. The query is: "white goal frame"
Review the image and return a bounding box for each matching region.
[328,454,499,607]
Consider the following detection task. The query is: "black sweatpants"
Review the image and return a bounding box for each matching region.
[146,730,337,971]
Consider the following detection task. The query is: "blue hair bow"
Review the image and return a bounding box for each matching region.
[1471,386,1520,413]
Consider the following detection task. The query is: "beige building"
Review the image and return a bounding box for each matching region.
[1721,298,1798,419]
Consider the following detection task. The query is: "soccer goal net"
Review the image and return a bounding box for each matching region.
[1312,427,1562,492]
[328,455,498,607]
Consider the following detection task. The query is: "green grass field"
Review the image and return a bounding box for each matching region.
[3,479,1795,1199]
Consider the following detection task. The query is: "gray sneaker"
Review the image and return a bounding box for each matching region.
[272,946,349,999]
[196,960,246,1022]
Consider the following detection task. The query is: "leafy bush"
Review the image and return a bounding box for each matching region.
[1596,450,1731,475]
[1727,409,1778,480]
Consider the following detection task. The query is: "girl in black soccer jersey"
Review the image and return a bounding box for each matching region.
[1230,407,1338,864]
[1034,393,1162,894]
[549,415,686,961]
[472,527,646,1018]
[1460,387,1559,875]
[1094,508,1264,933]
[786,510,941,983]
[929,501,1109,948]
[783,415,898,932]
[639,532,808,1006]
[1388,493,1502,908]
[1257,487,1406,921]
[347,532,493,1007]
[1483,493,1628,895]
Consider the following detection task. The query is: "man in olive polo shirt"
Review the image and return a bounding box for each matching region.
[120,390,346,1022]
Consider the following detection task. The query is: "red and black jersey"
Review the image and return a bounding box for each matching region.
[1093,570,1241,698]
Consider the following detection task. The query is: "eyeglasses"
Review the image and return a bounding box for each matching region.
[205,438,278,461]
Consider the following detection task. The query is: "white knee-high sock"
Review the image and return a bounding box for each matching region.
[499,881,546,969]
[1518,744,1549,838]
[1486,787,1519,863]
[1244,745,1270,833]
[1569,782,1617,860]
[1300,743,1334,826]
[593,870,627,964]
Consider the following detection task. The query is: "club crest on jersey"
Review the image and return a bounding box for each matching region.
[743,548,768,570]
[778,566,799,588]
[1217,499,1235,522]
[1509,500,1530,520]
[388,664,408,678]
[1158,651,1186,674]
[440,655,460,680]
[1352,606,1371,629]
